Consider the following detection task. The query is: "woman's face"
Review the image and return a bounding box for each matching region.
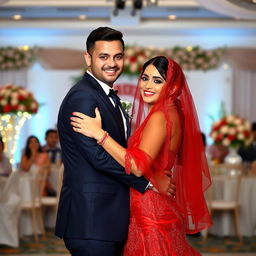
[139,64,166,107]
[28,138,39,151]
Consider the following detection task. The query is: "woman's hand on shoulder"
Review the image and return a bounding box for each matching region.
[70,108,104,141]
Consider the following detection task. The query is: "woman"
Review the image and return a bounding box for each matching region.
[21,135,53,196]
[70,56,212,255]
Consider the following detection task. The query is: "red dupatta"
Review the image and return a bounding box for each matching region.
[125,56,212,234]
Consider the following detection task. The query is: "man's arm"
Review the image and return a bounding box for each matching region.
[63,90,148,193]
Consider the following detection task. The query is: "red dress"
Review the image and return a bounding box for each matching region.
[124,152,201,256]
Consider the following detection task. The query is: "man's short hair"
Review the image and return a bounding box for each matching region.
[45,129,58,138]
[86,27,125,54]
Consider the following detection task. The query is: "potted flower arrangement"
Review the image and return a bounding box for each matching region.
[210,115,253,164]
[0,84,39,166]
[0,84,38,114]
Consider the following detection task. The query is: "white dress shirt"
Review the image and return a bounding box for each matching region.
[86,71,127,139]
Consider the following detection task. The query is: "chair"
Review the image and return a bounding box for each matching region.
[0,170,21,247]
[204,165,242,241]
[41,164,64,211]
[19,166,48,242]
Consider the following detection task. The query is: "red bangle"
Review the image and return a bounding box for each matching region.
[97,131,109,146]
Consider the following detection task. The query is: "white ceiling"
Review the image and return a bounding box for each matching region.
[0,0,255,36]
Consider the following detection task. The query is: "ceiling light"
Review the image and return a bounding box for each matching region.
[168,15,176,20]
[78,15,87,20]
[252,0,256,3]
[147,0,158,6]
[13,14,22,20]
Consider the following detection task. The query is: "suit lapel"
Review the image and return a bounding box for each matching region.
[82,73,130,139]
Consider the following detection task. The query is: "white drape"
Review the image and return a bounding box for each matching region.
[232,68,256,122]
[0,69,28,87]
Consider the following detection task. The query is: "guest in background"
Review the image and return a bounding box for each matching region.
[238,121,256,163]
[42,129,62,165]
[21,135,55,196]
[0,137,12,177]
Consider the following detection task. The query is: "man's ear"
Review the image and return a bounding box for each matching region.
[84,52,91,67]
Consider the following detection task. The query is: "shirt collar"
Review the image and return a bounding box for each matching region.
[86,70,112,95]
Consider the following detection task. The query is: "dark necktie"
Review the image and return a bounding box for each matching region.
[108,89,125,140]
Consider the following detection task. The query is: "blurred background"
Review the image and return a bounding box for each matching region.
[0,0,256,255]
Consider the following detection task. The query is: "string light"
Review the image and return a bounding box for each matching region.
[0,112,31,167]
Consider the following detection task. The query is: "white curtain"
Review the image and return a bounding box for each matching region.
[232,68,256,122]
[0,69,28,87]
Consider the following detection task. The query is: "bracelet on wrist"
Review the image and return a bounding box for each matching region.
[97,131,109,146]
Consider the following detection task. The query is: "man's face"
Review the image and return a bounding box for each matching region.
[46,132,59,148]
[84,40,124,87]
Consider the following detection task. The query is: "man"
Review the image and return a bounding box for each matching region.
[42,129,62,164]
[55,27,174,256]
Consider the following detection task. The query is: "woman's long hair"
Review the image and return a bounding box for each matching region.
[24,135,42,159]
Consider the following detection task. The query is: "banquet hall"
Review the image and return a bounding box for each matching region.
[0,0,256,255]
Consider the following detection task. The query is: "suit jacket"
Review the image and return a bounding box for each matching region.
[55,72,148,242]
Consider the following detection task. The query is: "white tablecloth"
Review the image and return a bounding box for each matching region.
[208,174,256,237]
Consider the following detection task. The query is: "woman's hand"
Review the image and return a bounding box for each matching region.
[70,108,104,141]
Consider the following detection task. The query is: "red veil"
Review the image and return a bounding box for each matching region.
[125,56,212,234]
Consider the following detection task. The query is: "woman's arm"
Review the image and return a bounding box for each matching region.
[71,110,166,177]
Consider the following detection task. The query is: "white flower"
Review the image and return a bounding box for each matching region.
[234,118,242,125]
[0,99,7,105]
[121,100,132,116]
[220,125,229,134]
[137,55,146,63]
[237,133,245,140]
[19,89,28,96]
[211,131,218,139]
[125,48,134,56]
[18,105,26,111]
[222,138,230,146]
[11,98,18,106]
[130,63,138,73]
[228,127,237,135]
[237,125,245,132]
[226,115,235,123]
[245,121,251,129]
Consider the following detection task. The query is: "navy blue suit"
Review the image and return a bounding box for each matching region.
[55,73,148,255]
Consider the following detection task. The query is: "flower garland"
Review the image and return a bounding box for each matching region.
[124,45,224,76]
[210,115,253,148]
[0,46,37,70]
[0,84,39,114]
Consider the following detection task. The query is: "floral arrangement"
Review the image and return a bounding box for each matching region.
[72,45,225,82]
[120,100,132,117]
[0,84,39,114]
[0,46,36,70]
[210,115,253,148]
[123,45,224,76]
